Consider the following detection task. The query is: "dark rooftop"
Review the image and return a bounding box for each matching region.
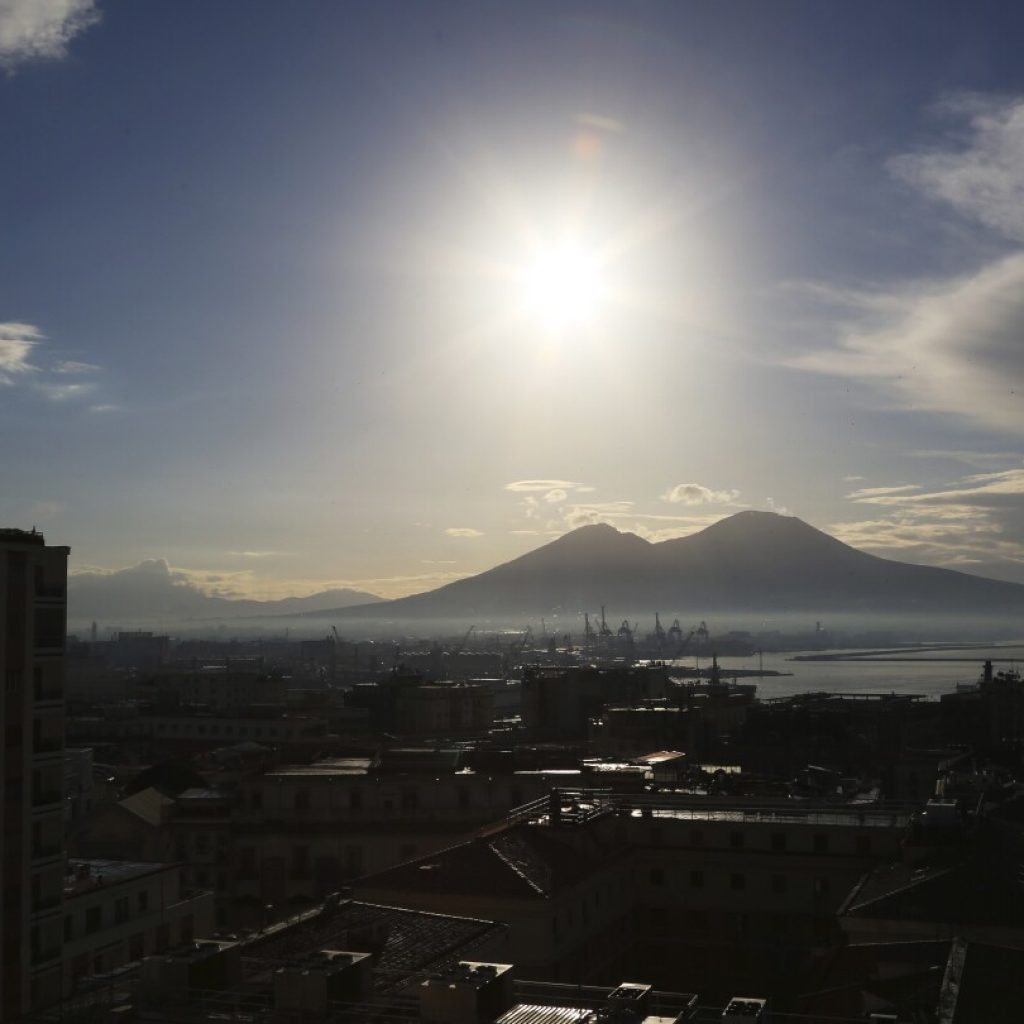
[245,898,507,991]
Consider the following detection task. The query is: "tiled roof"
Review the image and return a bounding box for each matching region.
[246,899,505,990]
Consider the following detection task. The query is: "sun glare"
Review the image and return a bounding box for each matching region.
[518,242,603,331]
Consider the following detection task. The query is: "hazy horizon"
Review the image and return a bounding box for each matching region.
[5,1,1024,601]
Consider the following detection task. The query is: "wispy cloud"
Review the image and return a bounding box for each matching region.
[0,0,100,69]
[0,322,41,383]
[891,94,1024,241]
[505,479,587,493]
[832,466,1024,582]
[662,482,741,506]
[846,484,921,500]
[793,95,1024,435]
[0,320,105,405]
[444,527,484,538]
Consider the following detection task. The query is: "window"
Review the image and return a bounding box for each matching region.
[856,835,872,855]
[250,790,262,810]
[294,790,310,811]
[85,906,102,934]
[771,832,787,851]
[649,868,665,887]
[813,833,829,854]
[401,788,418,811]
[138,890,149,913]
[814,876,830,896]
[457,788,470,810]
[130,933,144,960]
[350,788,363,810]
[690,828,704,847]
[730,872,746,891]
[729,831,744,849]
[64,915,73,941]
[114,897,129,924]
[690,869,705,889]
[771,874,787,894]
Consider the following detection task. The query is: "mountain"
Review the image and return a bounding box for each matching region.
[314,511,1024,622]
[67,558,382,628]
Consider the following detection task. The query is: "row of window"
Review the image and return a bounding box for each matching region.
[64,890,152,940]
[151,721,309,739]
[648,866,831,896]
[276,787,483,811]
[639,826,872,856]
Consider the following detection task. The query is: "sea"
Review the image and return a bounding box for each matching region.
[669,641,1024,701]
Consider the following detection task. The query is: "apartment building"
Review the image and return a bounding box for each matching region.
[355,789,910,999]
[0,528,69,1018]
[62,858,213,997]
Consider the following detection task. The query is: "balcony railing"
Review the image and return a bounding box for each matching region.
[33,791,62,809]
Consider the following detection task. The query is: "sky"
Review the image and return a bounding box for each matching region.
[4,0,1024,600]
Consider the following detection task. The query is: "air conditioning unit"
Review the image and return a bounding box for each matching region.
[419,961,514,1024]
[141,939,242,1000]
[722,996,767,1022]
[273,949,372,1012]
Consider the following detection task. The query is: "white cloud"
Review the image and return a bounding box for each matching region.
[37,380,96,401]
[0,320,105,404]
[662,482,741,505]
[0,0,99,69]
[846,484,921,500]
[891,95,1024,241]
[54,359,100,375]
[543,488,567,503]
[0,321,41,383]
[505,479,585,493]
[794,97,1024,434]
[832,467,1024,583]
[444,527,484,538]
[796,250,1024,434]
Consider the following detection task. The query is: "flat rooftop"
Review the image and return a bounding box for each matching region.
[65,859,174,896]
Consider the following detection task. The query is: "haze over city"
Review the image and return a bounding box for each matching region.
[4,0,1024,607]
[11,5,1024,1023]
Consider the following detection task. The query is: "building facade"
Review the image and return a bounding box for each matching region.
[0,528,69,1018]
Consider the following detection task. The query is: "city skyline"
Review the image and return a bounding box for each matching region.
[4,1,1024,599]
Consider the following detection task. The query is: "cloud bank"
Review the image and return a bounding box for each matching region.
[0,0,99,69]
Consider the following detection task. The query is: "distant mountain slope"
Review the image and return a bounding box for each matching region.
[67,559,382,626]
[317,511,1024,620]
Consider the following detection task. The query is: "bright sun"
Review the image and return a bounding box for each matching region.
[518,242,603,331]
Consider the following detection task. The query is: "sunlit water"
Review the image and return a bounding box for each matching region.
[669,641,1024,701]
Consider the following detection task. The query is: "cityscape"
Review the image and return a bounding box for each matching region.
[5,2,1024,1023]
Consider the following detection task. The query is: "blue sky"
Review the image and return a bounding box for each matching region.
[3,0,1024,598]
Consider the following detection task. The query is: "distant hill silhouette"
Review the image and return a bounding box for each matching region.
[316,511,1024,621]
[67,558,382,627]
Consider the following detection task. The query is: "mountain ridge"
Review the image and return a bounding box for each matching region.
[314,511,1024,621]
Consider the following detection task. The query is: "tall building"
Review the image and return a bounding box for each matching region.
[0,529,69,1018]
